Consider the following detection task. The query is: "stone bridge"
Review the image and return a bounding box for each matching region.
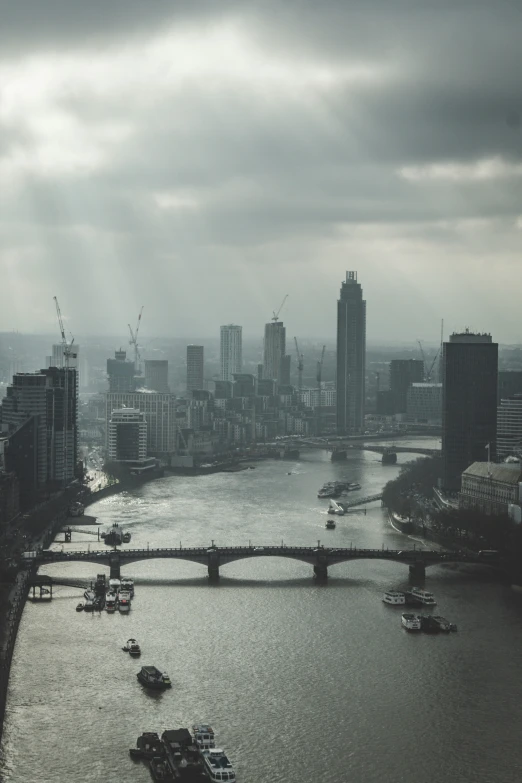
[35,545,492,583]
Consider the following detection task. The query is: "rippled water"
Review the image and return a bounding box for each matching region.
[2,440,522,783]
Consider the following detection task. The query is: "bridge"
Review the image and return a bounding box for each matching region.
[340,493,383,509]
[294,439,439,457]
[33,545,492,583]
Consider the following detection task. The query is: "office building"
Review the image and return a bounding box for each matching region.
[498,371,522,401]
[145,360,169,393]
[442,331,498,491]
[0,471,19,527]
[3,417,39,508]
[220,325,242,382]
[107,349,136,393]
[279,355,291,387]
[105,391,177,454]
[390,359,424,414]
[108,408,147,462]
[263,322,286,382]
[187,345,204,393]
[497,395,522,460]
[406,383,443,424]
[336,271,366,434]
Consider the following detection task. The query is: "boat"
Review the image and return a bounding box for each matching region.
[137,666,172,690]
[192,724,215,750]
[123,638,141,656]
[326,518,336,529]
[344,482,361,492]
[76,603,84,612]
[201,748,237,782]
[328,499,345,516]
[104,523,123,546]
[119,592,131,613]
[105,592,117,612]
[382,591,405,605]
[161,729,206,780]
[108,578,121,593]
[150,755,175,781]
[382,450,397,465]
[83,599,95,612]
[120,577,135,597]
[419,615,440,634]
[449,623,458,632]
[431,615,452,632]
[133,732,165,759]
[83,589,95,601]
[408,587,437,606]
[122,531,131,544]
[401,612,422,631]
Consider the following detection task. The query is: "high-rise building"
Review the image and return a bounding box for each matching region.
[279,355,291,387]
[406,383,443,424]
[336,271,366,434]
[497,395,522,460]
[144,360,169,393]
[220,325,242,382]
[442,331,498,491]
[107,349,136,393]
[105,391,177,455]
[389,359,424,413]
[498,371,522,400]
[108,408,147,462]
[187,345,204,393]
[263,322,286,381]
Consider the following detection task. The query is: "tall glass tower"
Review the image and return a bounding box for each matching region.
[220,325,243,382]
[336,271,366,434]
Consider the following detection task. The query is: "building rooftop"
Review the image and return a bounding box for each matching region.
[411,383,442,388]
[462,462,521,484]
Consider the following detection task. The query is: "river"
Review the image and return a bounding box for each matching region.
[2,439,522,783]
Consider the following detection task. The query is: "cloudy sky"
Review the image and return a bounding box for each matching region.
[1,1,521,343]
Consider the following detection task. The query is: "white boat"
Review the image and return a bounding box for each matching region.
[201,748,236,782]
[118,592,131,613]
[401,613,421,631]
[409,587,437,606]
[383,591,405,605]
[108,578,121,593]
[84,589,95,601]
[105,593,117,612]
[326,518,336,529]
[192,724,215,750]
[328,499,345,516]
[120,578,134,597]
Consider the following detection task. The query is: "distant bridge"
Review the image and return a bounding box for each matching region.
[33,545,493,583]
[340,493,383,509]
[294,440,439,457]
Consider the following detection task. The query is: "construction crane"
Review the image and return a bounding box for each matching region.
[418,337,441,382]
[316,345,326,435]
[294,337,304,390]
[128,306,144,374]
[271,294,288,322]
[54,296,76,486]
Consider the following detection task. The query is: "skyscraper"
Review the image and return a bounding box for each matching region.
[496,395,522,460]
[263,322,286,381]
[187,345,204,393]
[336,271,366,434]
[389,359,425,413]
[107,349,136,393]
[145,360,169,392]
[442,331,498,491]
[220,325,242,382]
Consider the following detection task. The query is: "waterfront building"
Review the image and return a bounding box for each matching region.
[498,371,522,400]
[442,331,498,491]
[406,383,442,424]
[145,360,169,392]
[187,345,204,393]
[105,391,177,454]
[107,349,136,393]
[263,322,286,382]
[390,359,424,414]
[108,408,147,462]
[220,325,242,382]
[336,271,366,434]
[459,461,522,517]
[497,395,522,460]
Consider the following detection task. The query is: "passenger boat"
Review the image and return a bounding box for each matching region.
[137,666,172,690]
[105,593,117,612]
[119,593,131,613]
[192,724,215,750]
[149,755,175,781]
[345,482,361,491]
[408,587,437,606]
[201,748,236,782]
[382,591,405,605]
[431,615,452,632]
[120,577,135,597]
[326,518,336,529]
[123,638,141,656]
[108,578,121,594]
[104,523,123,546]
[161,729,206,780]
[401,613,421,631]
[76,603,84,612]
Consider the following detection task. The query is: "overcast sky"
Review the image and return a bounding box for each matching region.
[1,1,521,343]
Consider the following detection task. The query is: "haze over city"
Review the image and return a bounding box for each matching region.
[2,1,522,341]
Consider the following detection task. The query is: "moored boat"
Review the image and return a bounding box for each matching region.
[192,724,215,750]
[401,612,421,631]
[137,666,172,690]
[419,615,440,634]
[123,638,141,656]
[134,732,165,759]
[119,593,131,613]
[150,755,175,781]
[161,729,206,780]
[105,592,117,612]
[408,587,437,606]
[431,615,451,632]
[120,577,135,597]
[108,578,121,594]
[201,748,236,782]
[83,599,95,612]
[76,603,84,612]
[382,591,405,605]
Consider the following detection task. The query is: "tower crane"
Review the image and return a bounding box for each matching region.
[316,345,326,435]
[271,294,288,322]
[54,296,76,486]
[294,337,304,390]
[128,306,144,374]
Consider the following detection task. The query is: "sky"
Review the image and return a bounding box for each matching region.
[1,0,522,343]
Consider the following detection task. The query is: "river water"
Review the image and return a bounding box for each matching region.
[2,439,522,783]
